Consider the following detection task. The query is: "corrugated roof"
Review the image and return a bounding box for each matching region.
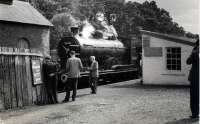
[140,30,195,46]
[0,0,53,26]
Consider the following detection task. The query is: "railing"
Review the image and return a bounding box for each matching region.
[0,47,43,56]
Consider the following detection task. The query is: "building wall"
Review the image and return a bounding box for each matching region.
[142,35,193,85]
[0,22,50,57]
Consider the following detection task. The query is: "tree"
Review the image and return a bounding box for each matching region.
[50,13,78,49]
[102,0,188,38]
[31,0,58,20]
[25,0,193,49]
[185,32,198,39]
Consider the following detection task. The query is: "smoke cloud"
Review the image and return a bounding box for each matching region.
[77,12,118,40]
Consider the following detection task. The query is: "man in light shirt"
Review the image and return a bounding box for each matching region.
[88,56,99,94]
[63,51,83,102]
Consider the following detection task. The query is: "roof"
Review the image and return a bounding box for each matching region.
[140,30,195,46]
[0,0,53,27]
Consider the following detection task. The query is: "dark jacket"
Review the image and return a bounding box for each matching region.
[43,61,58,82]
[186,46,199,83]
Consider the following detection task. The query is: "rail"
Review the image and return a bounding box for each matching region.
[80,68,137,77]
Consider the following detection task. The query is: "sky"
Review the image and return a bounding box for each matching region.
[126,0,199,34]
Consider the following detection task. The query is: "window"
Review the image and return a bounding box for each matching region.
[166,47,181,70]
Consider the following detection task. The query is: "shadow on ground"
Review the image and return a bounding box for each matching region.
[107,82,189,90]
[76,93,91,98]
[165,118,199,124]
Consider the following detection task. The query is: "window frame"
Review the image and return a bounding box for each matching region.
[165,47,181,71]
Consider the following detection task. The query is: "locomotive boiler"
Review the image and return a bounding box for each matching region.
[57,35,128,69]
[55,29,139,91]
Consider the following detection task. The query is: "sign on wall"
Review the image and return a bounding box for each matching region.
[32,59,42,85]
[144,47,163,57]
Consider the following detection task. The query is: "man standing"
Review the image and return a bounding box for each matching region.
[63,51,83,102]
[186,38,199,119]
[136,52,142,78]
[43,58,58,104]
[88,56,99,94]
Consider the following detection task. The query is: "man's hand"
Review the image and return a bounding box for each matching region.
[49,73,55,77]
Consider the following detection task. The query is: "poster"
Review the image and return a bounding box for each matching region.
[32,59,42,85]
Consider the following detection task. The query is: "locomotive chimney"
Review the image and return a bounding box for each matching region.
[71,27,79,36]
[0,0,13,5]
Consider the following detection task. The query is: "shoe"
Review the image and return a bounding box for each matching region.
[91,91,97,94]
[53,100,58,104]
[62,99,69,103]
[190,115,199,119]
[72,98,75,101]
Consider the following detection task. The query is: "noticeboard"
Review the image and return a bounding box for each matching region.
[144,47,163,57]
[32,59,42,85]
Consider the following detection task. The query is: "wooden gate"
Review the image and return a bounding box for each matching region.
[0,47,47,109]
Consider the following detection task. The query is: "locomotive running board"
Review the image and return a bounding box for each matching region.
[80,69,137,77]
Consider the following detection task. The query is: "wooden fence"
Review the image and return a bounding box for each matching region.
[0,47,48,109]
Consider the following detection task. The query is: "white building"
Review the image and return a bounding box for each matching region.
[141,30,195,85]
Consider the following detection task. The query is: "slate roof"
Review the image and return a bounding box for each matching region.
[0,0,53,27]
[140,30,195,46]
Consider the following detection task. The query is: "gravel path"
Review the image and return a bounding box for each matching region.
[0,79,198,124]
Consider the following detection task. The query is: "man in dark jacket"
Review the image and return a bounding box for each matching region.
[43,58,58,104]
[186,38,199,118]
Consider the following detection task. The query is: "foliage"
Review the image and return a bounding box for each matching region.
[27,0,75,49]
[76,0,105,21]
[32,0,58,20]
[27,0,197,49]
[185,32,199,39]
[50,13,78,49]
[103,1,187,38]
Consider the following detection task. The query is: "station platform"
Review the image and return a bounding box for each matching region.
[0,79,198,124]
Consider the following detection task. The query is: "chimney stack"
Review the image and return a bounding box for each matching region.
[0,0,13,5]
[71,27,79,36]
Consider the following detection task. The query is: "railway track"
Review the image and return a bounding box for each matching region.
[57,69,139,92]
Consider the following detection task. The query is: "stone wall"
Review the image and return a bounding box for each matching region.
[0,22,50,57]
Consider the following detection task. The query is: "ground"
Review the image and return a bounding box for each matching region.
[0,79,199,124]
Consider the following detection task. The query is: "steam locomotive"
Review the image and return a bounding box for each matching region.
[52,28,140,91]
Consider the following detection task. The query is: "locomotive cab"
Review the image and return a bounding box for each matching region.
[57,36,81,68]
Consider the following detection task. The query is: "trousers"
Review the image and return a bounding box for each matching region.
[190,82,199,117]
[89,77,98,93]
[64,78,78,100]
[46,76,58,104]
